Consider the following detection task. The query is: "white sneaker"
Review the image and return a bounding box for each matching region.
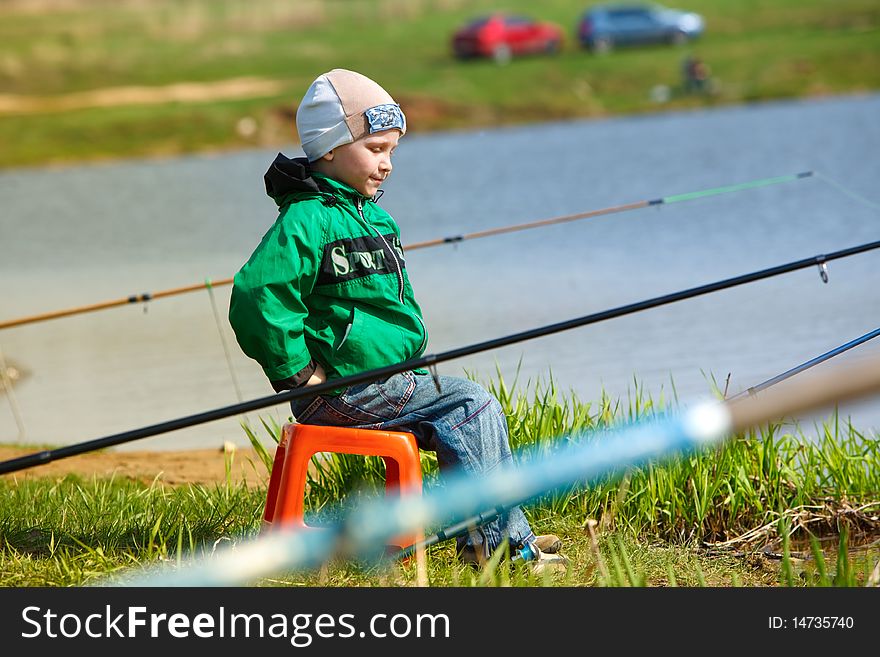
[528,547,570,576]
[534,534,562,554]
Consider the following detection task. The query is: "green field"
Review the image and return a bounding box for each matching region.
[0,0,878,168]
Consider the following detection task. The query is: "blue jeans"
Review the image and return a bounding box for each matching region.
[289,371,537,557]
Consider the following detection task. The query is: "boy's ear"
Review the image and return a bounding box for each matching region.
[320,150,334,162]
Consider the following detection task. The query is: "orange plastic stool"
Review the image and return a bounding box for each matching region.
[263,423,424,551]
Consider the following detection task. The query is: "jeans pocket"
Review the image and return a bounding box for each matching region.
[290,394,323,423]
[334,371,417,423]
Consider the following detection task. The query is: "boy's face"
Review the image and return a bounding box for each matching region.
[318,129,400,198]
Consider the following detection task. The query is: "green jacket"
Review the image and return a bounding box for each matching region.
[228,154,428,390]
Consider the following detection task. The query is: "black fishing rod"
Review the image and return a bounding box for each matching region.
[397,324,880,559]
[1,238,878,476]
[0,171,813,331]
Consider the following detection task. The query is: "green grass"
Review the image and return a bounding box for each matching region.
[0,473,263,586]
[0,0,877,168]
[1,371,877,587]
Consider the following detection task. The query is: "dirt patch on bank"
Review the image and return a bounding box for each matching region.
[0,77,287,115]
[0,445,271,488]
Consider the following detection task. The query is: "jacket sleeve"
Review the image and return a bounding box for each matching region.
[228,206,323,385]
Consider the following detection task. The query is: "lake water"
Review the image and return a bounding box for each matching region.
[1,93,879,453]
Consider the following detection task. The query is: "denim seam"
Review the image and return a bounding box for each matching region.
[380,372,416,418]
[295,396,325,423]
[321,400,379,426]
[449,399,492,431]
[432,416,483,476]
[334,373,415,424]
[332,394,386,423]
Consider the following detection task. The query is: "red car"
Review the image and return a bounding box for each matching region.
[452,14,564,63]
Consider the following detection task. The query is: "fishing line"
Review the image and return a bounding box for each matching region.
[1,237,878,476]
[204,277,245,406]
[0,342,27,441]
[813,170,880,213]
[0,171,813,331]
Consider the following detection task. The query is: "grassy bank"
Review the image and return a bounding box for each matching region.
[0,0,878,168]
[1,374,877,587]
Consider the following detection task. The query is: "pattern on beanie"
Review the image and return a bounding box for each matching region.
[365,104,406,134]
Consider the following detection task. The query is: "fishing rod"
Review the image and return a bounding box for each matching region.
[1,236,877,476]
[397,324,880,559]
[0,171,812,331]
[128,352,880,586]
[397,507,508,560]
[728,326,880,401]
[403,171,812,249]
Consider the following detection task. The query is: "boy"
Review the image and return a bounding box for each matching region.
[228,69,567,573]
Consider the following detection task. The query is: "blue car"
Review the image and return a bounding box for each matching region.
[577,4,704,53]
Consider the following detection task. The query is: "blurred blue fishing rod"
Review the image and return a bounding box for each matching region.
[398,325,880,558]
[119,353,880,586]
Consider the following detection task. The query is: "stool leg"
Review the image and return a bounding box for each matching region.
[262,438,288,527]
[383,456,401,496]
[382,453,424,553]
[269,436,313,531]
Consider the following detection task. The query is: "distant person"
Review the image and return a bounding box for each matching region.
[228,69,568,574]
[682,54,711,94]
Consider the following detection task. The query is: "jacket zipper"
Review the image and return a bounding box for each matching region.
[357,197,404,304]
[357,197,428,355]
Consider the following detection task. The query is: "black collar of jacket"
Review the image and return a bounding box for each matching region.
[264,153,321,201]
[264,152,385,207]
